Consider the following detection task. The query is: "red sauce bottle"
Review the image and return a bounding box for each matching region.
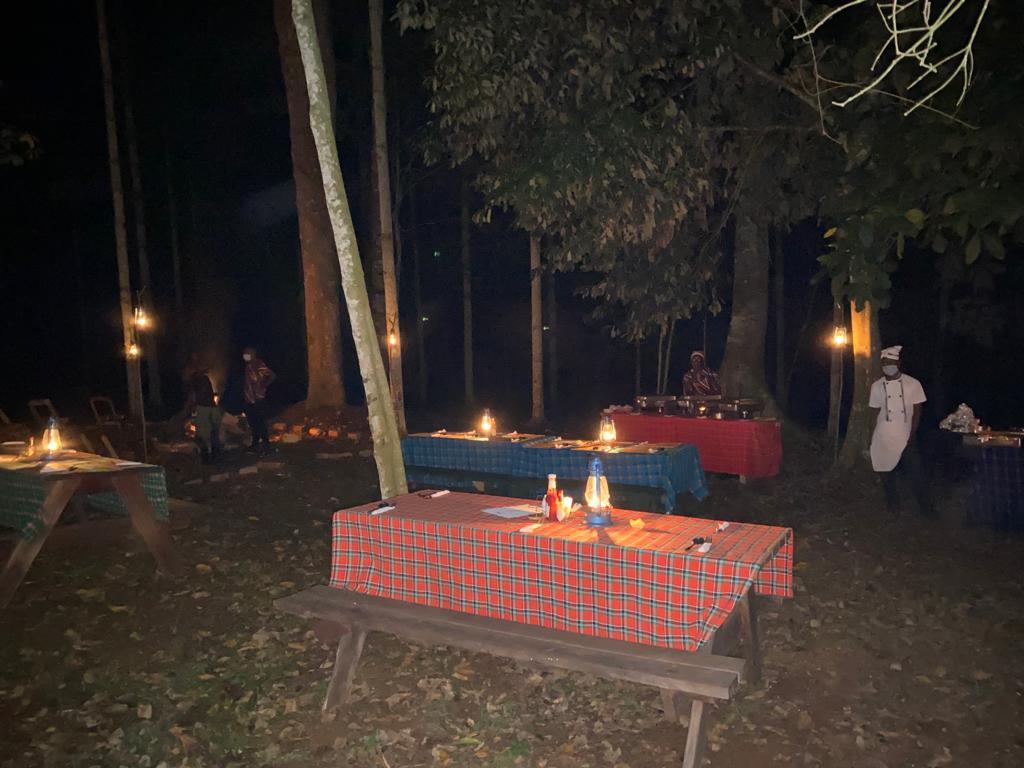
[545,474,560,521]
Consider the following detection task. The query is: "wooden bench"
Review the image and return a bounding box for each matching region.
[276,585,746,768]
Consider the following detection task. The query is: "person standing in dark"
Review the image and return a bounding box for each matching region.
[242,347,276,453]
[185,358,222,464]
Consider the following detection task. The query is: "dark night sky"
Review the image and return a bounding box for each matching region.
[2,1,1022,432]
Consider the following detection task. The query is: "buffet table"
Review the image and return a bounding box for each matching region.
[401,433,708,511]
[610,413,782,480]
[963,439,1024,532]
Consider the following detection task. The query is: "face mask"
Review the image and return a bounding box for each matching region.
[243,354,252,362]
[882,364,899,376]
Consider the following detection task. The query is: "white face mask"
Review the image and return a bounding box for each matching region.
[882,364,899,376]
[243,354,253,362]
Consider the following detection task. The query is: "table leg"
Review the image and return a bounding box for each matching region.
[0,478,82,608]
[739,590,762,685]
[661,634,713,724]
[323,625,367,715]
[111,475,182,576]
[681,699,708,768]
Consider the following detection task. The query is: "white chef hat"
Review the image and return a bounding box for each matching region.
[880,345,902,360]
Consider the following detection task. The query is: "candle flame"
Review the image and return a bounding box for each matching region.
[831,326,848,347]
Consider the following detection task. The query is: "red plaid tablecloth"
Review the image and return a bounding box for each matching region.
[611,414,783,479]
[330,492,792,651]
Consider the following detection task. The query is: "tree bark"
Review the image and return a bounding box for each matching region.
[369,0,406,434]
[291,0,406,496]
[461,174,475,404]
[96,0,142,419]
[274,0,347,410]
[411,189,428,404]
[545,272,558,415]
[720,206,773,407]
[121,53,163,410]
[529,234,544,425]
[827,300,844,458]
[772,234,786,410]
[661,318,676,394]
[839,299,880,467]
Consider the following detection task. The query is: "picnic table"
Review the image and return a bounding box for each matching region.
[0,450,180,607]
[278,491,792,766]
[611,412,783,480]
[402,433,708,512]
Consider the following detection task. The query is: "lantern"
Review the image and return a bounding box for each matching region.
[697,402,709,417]
[831,326,848,347]
[479,408,496,438]
[599,415,617,445]
[133,306,151,330]
[584,456,612,526]
[127,342,141,359]
[42,417,63,455]
[388,331,398,348]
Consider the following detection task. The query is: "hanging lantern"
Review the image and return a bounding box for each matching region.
[584,456,612,526]
[480,408,496,438]
[388,331,398,348]
[831,326,848,347]
[133,306,151,330]
[126,342,141,359]
[42,417,63,455]
[599,415,617,445]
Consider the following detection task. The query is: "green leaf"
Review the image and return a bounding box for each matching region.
[942,196,959,215]
[981,230,1005,260]
[904,208,926,228]
[931,234,948,254]
[965,234,981,265]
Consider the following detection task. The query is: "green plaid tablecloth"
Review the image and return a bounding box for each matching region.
[0,466,170,539]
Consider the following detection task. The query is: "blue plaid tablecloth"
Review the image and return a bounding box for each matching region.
[0,465,170,539]
[402,435,708,512]
[510,443,707,511]
[401,434,545,476]
[966,445,1024,532]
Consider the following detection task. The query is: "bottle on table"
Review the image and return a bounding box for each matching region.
[544,474,560,521]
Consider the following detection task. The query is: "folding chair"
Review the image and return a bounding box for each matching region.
[27,399,62,428]
[89,396,124,429]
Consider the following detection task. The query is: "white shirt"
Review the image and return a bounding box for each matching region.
[869,373,926,471]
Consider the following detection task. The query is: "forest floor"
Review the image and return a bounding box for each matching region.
[1,423,1023,768]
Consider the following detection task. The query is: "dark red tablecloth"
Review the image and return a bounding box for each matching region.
[611,413,782,479]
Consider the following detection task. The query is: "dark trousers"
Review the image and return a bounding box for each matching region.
[879,441,933,516]
[245,399,270,447]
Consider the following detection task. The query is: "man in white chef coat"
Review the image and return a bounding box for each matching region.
[869,345,933,516]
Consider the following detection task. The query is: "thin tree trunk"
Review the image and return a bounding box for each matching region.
[655,323,665,395]
[162,128,186,366]
[839,299,880,467]
[96,0,142,419]
[290,0,406,496]
[720,206,773,409]
[529,234,544,425]
[461,175,475,404]
[773,234,786,409]
[369,0,406,434]
[274,0,347,411]
[661,318,676,394]
[411,189,428,404]
[827,300,843,445]
[121,45,163,409]
[545,272,558,415]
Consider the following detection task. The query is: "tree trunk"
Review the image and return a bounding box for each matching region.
[655,323,665,395]
[369,0,406,434]
[661,318,676,394]
[529,234,544,425]
[545,272,558,415]
[461,174,475,404]
[772,234,786,410]
[121,53,163,410]
[96,0,142,419]
[839,299,880,467]
[290,0,406,496]
[411,189,428,404]
[162,128,186,366]
[827,300,844,461]
[274,0,347,411]
[720,206,773,407]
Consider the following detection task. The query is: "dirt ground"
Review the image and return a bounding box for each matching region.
[1,426,1022,768]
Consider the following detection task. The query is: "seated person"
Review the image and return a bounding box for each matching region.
[682,351,722,397]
